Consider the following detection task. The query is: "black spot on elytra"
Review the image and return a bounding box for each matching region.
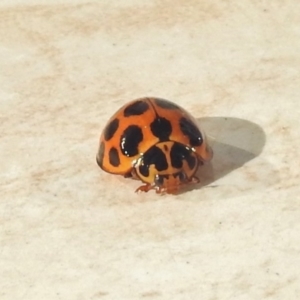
[104,118,119,141]
[179,117,203,146]
[109,147,120,167]
[154,98,180,110]
[150,117,172,141]
[124,100,149,117]
[120,125,143,157]
[139,146,168,177]
[96,141,105,167]
[170,142,197,170]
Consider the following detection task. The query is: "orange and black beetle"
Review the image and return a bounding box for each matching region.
[97,97,213,194]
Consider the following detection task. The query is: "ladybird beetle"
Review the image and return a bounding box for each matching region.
[96,97,213,194]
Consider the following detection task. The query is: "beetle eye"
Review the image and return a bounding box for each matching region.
[155,174,164,186]
[179,171,187,182]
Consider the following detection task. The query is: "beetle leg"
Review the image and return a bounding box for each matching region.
[135,184,154,193]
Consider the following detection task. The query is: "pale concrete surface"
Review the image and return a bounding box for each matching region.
[1,1,300,299]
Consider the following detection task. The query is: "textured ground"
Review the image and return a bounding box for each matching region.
[1,1,300,299]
